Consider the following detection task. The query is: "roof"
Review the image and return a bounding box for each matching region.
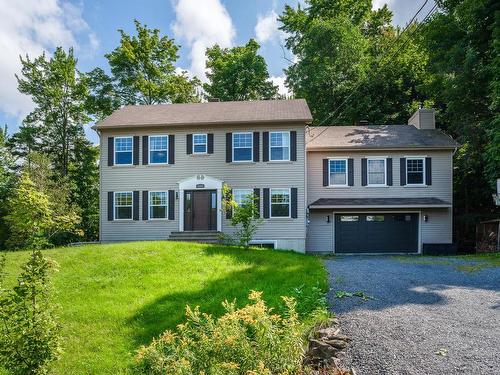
[306,125,458,150]
[309,197,451,209]
[94,99,312,129]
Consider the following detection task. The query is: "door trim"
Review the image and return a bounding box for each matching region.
[332,210,422,255]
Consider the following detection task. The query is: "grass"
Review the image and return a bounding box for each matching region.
[395,252,500,272]
[1,241,326,374]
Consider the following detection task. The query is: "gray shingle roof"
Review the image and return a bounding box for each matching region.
[306,125,458,150]
[309,197,451,208]
[94,99,312,129]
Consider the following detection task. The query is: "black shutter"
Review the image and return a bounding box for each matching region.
[323,159,329,186]
[133,191,139,220]
[107,137,114,166]
[387,158,393,186]
[400,158,406,186]
[291,188,298,218]
[290,131,297,161]
[168,135,175,164]
[425,157,432,185]
[226,133,232,162]
[226,189,232,219]
[263,132,269,162]
[107,191,114,221]
[142,136,149,165]
[168,190,175,220]
[253,132,260,162]
[133,136,140,165]
[253,188,260,218]
[186,134,193,155]
[348,158,354,186]
[263,188,270,219]
[361,158,367,186]
[142,191,149,220]
[208,133,214,154]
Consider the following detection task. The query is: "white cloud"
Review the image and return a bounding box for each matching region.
[270,75,290,97]
[0,0,98,121]
[255,10,280,44]
[171,0,235,81]
[372,0,395,10]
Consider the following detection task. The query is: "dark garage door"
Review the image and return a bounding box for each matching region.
[335,213,419,253]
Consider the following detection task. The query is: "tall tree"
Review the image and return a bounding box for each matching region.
[16,47,89,177]
[204,39,279,101]
[87,20,201,120]
[0,126,16,248]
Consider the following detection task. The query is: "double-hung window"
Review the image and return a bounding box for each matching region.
[269,131,290,161]
[329,159,348,186]
[114,192,133,220]
[149,191,167,219]
[367,158,386,186]
[233,189,253,207]
[233,132,253,162]
[407,158,425,185]
[149,135,168,164]
[193,134,207,154]
[115,137,133,165]
[270,188,290,218]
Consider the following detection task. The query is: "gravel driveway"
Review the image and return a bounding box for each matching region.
[325,256,500,375]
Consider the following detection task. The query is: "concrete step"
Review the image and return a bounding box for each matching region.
[168,231,221,244]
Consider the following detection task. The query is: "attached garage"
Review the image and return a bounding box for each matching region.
[334,213,419,254]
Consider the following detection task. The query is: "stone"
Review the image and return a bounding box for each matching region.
[308,339,340,358]
[317,327,341,339]
[324,339,349,349]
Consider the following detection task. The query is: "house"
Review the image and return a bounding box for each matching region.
[94,100,457,254]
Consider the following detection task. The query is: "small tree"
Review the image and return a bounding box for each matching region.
[222,184,262,248]
[0,250,61,375]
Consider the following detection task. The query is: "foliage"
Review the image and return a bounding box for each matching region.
[0,126,16,248]
[0,250,61,374]
[288,283,328,318]
[222,184,263,248]
[87,20,201,120]
[15,47,89,177]
[135,291,306,374]
[204,39,279,101]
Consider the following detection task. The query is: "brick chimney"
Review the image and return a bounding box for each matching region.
[408,108,435,129]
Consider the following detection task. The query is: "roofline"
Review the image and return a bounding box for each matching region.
[306,145,457,151]
[308,204,452,209]
[93,118,312,130]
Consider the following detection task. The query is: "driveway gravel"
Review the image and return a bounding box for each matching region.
[325,256,500,375]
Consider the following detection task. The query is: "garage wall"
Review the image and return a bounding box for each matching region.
[307,210,333,252]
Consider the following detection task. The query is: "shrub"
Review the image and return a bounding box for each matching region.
[0,250,61,375]
[136,291,307,374]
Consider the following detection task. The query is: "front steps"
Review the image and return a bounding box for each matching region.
[168,231,221,244]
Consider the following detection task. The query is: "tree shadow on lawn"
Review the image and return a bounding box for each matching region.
[127,245,324,347]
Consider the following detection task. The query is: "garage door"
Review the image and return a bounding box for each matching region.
[335,213,419,253]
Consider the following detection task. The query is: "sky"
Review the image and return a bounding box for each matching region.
[0,0,435,144]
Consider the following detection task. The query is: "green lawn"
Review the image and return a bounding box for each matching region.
[1,242,326,374]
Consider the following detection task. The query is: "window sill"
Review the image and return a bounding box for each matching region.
[231,161,256,164]
[404,184,428,188]
[326,186,351,189]
[268,217,294,220]
[146,163,170,167]
[190,153,211,157]
[112,219,135,222]
[148,218,170,221]
[266,160,294,164]
[366,185,389,188]
[111,164,135,168]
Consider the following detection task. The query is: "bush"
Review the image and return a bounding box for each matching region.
[136,291,308,374]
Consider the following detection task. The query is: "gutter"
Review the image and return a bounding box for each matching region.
[308,204,452,209]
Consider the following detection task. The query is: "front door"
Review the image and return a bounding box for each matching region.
[184,190,217,231]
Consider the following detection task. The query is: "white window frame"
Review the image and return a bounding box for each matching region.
[232,132,253,162]
[328,158,349,187]
[114,191,133,220]
[114,136,133,166]
[367,157,387,186]
[270,188,291,218]
[149,135,169,165]
[148,191,168,220]
[269,131,290,161]
[406,157,426,186]
[192,133,208,154]
[233,189,253,207]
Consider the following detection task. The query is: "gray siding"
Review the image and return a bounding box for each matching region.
[100,123,306,251]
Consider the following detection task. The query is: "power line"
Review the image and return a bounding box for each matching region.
[306,1,438,144]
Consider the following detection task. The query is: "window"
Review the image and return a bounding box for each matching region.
[329,159,348,186]
[340,215,359,222]
[149,135,168,164]
[368,159,386,185]
[115,137,133,165]
[366,215,384,222]
[407,158,424,185]
[193,134,207,154]
[233,132,253,162]
[270,188,290,218]
[233,189,253,207]
[269,131,290,161]
[114,192,133,220]
[149,192,167,219]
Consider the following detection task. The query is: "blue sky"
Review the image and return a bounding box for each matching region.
[0,0,435,144]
